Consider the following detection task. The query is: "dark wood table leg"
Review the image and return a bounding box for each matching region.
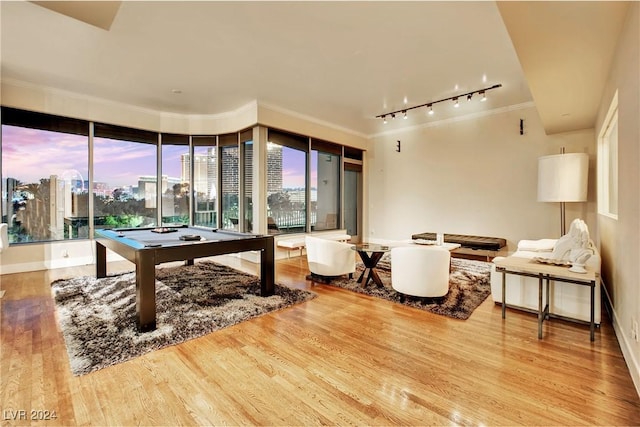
[356,251,371,284]
[260,242,275,296]
[96,241,107,278]
[135,250,156,332]
[358,251,385,287]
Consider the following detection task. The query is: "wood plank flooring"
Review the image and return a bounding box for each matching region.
[1,255,639,426]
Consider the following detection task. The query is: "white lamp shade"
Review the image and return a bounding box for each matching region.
[537,153,589,202]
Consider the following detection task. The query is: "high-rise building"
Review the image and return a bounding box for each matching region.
[181,149,217,200]
[266,143,282,194]
[180,144,283,197]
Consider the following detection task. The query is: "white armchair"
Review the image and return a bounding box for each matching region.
[305,235,355,280]
[391,246,451,298]
[0,223,8,254]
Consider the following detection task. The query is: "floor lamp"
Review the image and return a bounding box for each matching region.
[537,150,589,236]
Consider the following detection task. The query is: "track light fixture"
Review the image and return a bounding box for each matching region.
[376,83,502,123]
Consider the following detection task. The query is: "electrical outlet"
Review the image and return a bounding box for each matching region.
[633,320,639,342]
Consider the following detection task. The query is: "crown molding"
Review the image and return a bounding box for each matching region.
[257,101,369,140]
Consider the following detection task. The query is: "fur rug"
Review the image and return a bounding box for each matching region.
[320,255,491,320]
[51,261,316,376]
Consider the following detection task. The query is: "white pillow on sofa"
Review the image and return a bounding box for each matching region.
[517,239,557,252]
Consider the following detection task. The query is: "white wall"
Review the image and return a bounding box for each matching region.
[595,3,640,395]
[366,105,596,248]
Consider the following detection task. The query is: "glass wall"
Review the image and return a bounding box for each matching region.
[192,136,217,228]
[241,129,253,233]
[344,163,362,239]
[1,107,363,244]
[219,134,239,230]
[161,133,190,226]
[266,130,308,235]
[1,108,89,243]
[93,124,158,229]
[311,139,341,231]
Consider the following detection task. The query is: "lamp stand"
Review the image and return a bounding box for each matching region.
[560,201,566,236]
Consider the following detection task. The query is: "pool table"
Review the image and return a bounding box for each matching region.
[95,226,275,332]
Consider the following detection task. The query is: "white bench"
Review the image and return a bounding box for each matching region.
[277,233,351,258]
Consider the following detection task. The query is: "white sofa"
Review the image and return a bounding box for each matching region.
[490,220,602,324]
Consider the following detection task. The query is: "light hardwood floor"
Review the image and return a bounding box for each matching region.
[1,255,639,426]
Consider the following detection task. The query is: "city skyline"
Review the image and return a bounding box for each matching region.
[2,125,312,190]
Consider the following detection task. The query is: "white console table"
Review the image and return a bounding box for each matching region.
[494,256,599,341]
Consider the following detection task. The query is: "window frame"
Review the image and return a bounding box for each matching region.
[1,108,361,246]
[597,91,619,220]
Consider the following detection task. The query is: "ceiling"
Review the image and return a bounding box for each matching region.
[0,1,630,136]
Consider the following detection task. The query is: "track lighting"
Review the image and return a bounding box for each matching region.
[375,83,502,122]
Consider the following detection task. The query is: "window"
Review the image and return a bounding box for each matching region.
[241,129,253,233]
[93,124,158,229]
[598,92,618,219]
[1,108,89,243]
[161,133,190,226]
[1,108,358,246]
[192,136,217,227]
[311,139,341,231]
[266,130,308,234]
[219,134,239,230]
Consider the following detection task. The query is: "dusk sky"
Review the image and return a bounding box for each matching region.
[2,125,309,189]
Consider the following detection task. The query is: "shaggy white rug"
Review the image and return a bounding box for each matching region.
[317,256,492,320]
[51,261,316,375]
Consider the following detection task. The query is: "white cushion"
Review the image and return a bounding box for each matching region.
[517,239,556,252]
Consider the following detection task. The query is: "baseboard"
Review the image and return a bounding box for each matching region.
[1,256,96,274]
[602,283,640,398]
